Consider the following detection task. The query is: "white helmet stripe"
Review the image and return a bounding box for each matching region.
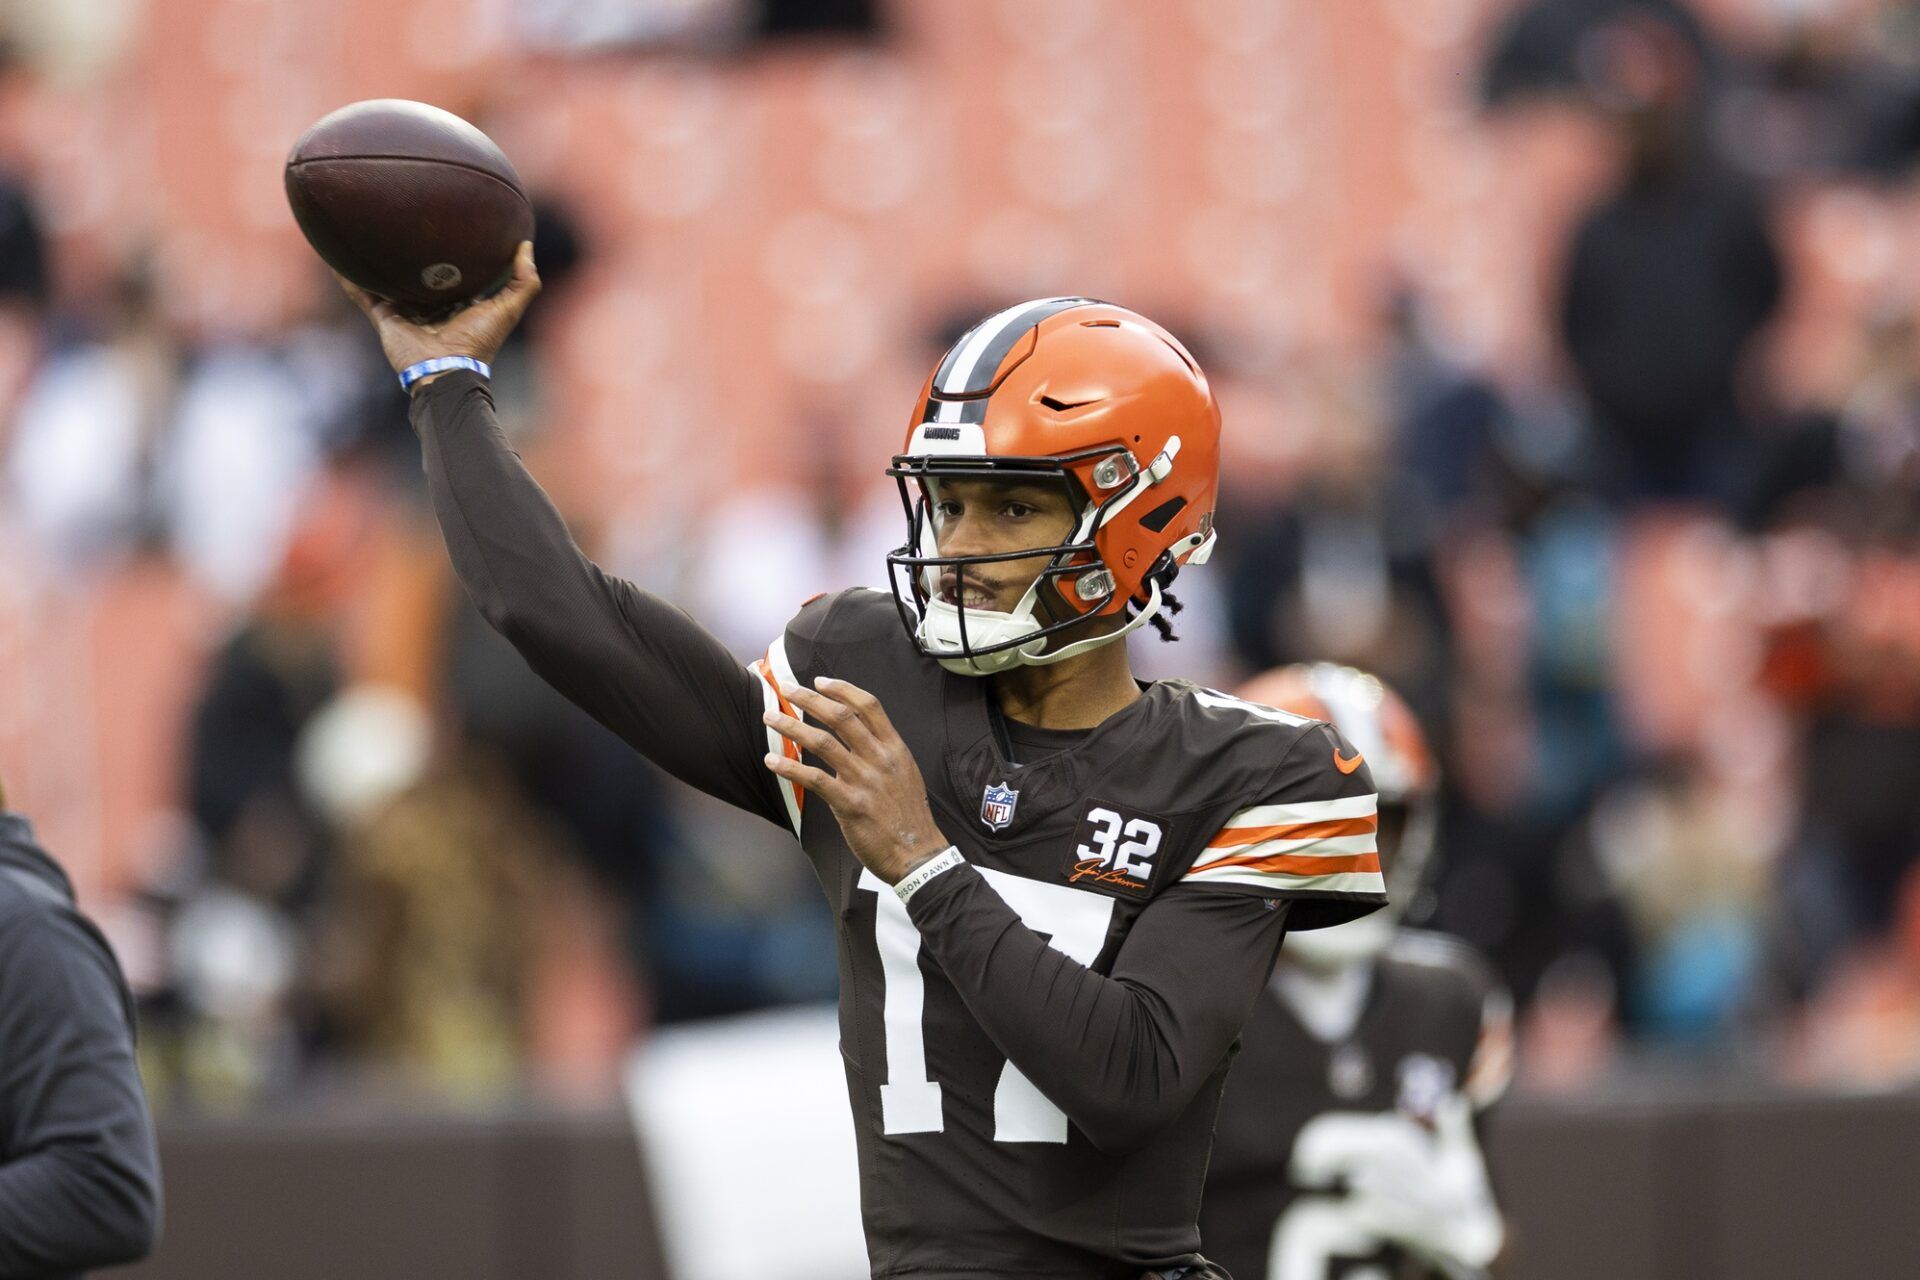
[926,297,1099,425]
[936,297,1081,393]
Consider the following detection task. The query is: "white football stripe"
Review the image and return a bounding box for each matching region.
[766,631,801,691]
[1192,833,1378,868]
[1180,866,1387,895]
[752,634,806,838]
[1216,794,1378,828]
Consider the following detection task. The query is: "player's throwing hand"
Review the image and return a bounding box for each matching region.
[763,677,950,884]
[336,239,541,376]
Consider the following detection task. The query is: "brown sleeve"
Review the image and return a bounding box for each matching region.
[409,371,785,825]
[905,867,1290,1154]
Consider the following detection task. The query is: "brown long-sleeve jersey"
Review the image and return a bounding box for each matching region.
[411,371,1386,1279]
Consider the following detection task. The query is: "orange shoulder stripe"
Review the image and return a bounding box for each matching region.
[1207,816,1376,849]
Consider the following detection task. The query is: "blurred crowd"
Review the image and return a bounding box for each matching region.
[3,0,1920,1110]
[1205,0,1920,1091]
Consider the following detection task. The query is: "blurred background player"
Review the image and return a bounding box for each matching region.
[1201,665,1512,1280]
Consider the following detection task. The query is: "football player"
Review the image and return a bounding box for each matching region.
[1200,664,1512,1280]
[339,247,1386,1280]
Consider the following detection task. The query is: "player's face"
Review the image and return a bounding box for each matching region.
[926,477,1079,614]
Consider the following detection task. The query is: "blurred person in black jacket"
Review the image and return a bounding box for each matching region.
[0,782,160,1278]
[1559,9,1783,506]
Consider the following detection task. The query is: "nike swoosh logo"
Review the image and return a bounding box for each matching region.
[1333,747,1365,775]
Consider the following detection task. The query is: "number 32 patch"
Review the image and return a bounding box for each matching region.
[1067,802,1166,894]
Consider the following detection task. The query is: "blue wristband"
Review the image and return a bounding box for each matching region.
[399,355,491,391]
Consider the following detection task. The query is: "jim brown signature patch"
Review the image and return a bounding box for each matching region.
[1066,802,1165,893]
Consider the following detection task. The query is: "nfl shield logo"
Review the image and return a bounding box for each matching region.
[980,781,1020,832]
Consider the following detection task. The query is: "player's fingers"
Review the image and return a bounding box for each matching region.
[785,684,880,752]
[332,271,394,322]
[762,708,851,768]
[478,242,539,313]
[513,239,541,291]
[763,753,843,804]
[813,677,896,741]
[473,245,540,329]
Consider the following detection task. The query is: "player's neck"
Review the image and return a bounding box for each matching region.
[990,639,1142,730]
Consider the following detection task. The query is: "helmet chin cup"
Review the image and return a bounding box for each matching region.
[910,572,1168,676]
[1282,910,1398,971]
[916,595,1049,676]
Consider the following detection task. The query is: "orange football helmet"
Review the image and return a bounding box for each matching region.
[1239,663,1441,967]
[886,298,1221,675]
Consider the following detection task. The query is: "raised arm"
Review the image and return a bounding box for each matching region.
[340,250,782,823]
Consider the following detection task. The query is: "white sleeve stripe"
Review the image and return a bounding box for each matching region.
[749,659,803,837]
[1218,794,1378,827]
[751,636,805,838]
[1180,867,1387,895]
[1192,834,1377,868]
[766,631,802,691]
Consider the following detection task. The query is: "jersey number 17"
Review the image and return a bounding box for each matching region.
[857,867,1114,1143]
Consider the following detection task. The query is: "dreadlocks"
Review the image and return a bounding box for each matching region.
[1148,590,1183,643]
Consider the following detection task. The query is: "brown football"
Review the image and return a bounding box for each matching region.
[285,99,532,317]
